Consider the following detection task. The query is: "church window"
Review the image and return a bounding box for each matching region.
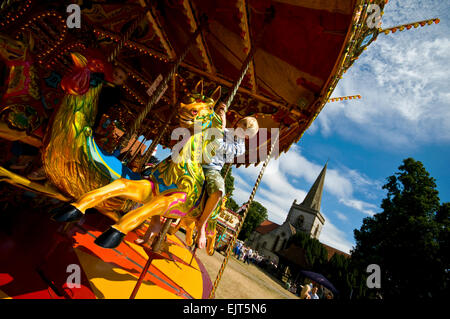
[296,215,304,228]
[273,236,280,251]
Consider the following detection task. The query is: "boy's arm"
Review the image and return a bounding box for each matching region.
[217,132,245,162]
[234,137,246,157]
[215,102,227,129]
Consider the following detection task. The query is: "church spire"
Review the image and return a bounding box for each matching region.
[300,161,328,212]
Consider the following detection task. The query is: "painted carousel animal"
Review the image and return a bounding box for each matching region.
[41,51,138,221]
[0,47,133,209]
[0,45,226,250]
[50,57,225,248]
[0,32,72,199]
[172,193,228,255]
[0,32,44,144]
[205,193,229,255]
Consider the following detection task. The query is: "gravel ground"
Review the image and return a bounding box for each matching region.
[181,232,299,299]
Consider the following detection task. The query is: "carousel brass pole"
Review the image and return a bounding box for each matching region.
[139,104,178,172]
[187,44,258,264]
[208,131,280,299]
[129,218,174,299]
[222,44,257,111]
[123,15,208,147]
[219,36,259,181]
[135,105,177,245]
[188,6,275,268]
[189,243,198,265]
[127,136,148,166]
[120,131,142,163]
[107,12,146,63]
[222,6,274,111]
[220,6,275,179]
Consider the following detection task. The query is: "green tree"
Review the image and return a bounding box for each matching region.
[220,166,240,212]
[323,254,349,297]
[225,197,239,212]
[221,165,235,196]
[288,232,328,271]
[321,254,368,300]
[238,201,268,240]
[435,202,450,294]
[352,158,449,299]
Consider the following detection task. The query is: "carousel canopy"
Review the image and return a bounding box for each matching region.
[1,0,386,165]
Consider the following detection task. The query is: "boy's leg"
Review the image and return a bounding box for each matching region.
[197,190,221,249]
[197,168,224,249]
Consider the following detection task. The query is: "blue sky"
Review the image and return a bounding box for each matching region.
[155,0,450,254]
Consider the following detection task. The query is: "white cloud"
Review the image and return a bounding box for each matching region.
[234,146,379,219]
[231,146,384,254]
[313,0,450,150]
[234,176,355,254]
[335,211,349,222]
[228,0,450,254]
[319,213,354,254]
[339,198,377,217]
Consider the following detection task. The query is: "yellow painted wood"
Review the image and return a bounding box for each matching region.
[74,248,183,299]
[0,289,12,299]
[126,234,204,299]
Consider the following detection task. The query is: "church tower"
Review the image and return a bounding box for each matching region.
[286,162,327,239]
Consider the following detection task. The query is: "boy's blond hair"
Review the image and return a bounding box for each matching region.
[238,116,259,138]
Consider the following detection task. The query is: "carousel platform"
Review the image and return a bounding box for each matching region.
[0,195,212,299]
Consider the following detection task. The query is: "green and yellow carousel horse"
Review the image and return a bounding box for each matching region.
[51,70,224,248]
[0,36,225,249]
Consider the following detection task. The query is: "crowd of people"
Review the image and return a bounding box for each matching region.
[232,240,263,264]
[298,282,334,299]
[230,241,334,299]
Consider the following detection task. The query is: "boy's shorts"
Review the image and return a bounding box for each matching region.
[203,168,225,196]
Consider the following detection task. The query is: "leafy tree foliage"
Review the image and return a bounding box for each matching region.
[436,203,450,279]
[217,166,269,241]
[221,165,235,196]
[287,232,328,271]
[285,232,365,299]
[220,166,240,211]
[352,158,449,299]
[225,197,239,212]
[320,254,368,299]
[238,201,268,240]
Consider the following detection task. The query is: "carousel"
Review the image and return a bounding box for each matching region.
[0,0,438,299]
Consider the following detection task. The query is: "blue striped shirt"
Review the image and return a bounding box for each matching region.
[202,128,245,171]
